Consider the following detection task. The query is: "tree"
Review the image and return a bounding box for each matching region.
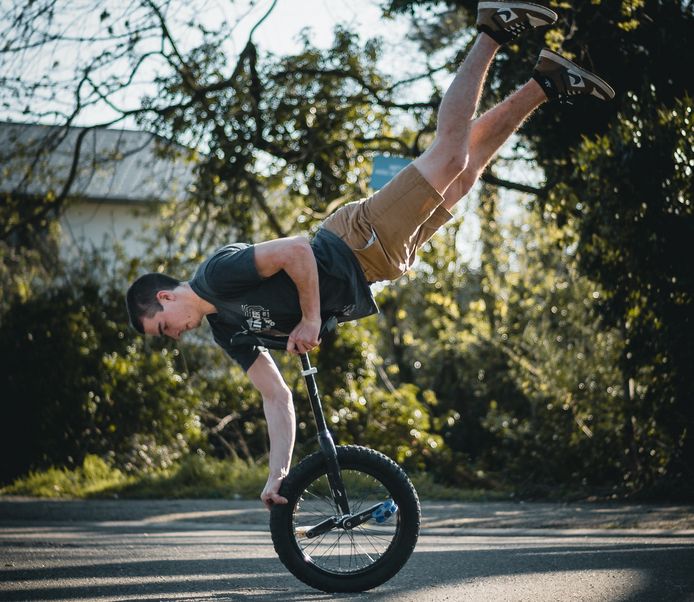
[0,0,454,483]
[383,0,694,494]
[557,93,694,493]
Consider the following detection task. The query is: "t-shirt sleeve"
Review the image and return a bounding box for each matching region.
[225,345,261,372]
[203,244,263,296]
[206,313,261,372]
[214,333,261,372]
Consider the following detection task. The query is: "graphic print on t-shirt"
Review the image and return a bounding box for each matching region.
[242,304,276,331]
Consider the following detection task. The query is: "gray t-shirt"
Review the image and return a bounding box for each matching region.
[189,228,377,370]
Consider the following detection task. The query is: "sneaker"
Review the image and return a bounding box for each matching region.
[477,1,558,45]
[533,49,616,102]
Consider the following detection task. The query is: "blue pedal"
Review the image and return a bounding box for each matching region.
[372,499,398,524]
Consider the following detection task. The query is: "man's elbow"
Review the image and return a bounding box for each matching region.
[289,236,313,258]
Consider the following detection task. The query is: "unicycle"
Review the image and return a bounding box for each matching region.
[229,318,420,592]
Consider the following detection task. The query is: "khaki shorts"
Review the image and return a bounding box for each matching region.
[321,163,453,282]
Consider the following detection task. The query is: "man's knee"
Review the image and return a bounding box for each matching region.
[456,166,480,197]
[414,141,470,194]
[433,134,470,169]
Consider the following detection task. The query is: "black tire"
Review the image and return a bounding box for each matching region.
[270,445,420,593]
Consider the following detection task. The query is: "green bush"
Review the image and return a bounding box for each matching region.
[1,451,508,501]
[1,455,130,498]
[0,259,202,483]
[118,453,268,499]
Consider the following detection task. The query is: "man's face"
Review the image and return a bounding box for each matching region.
[141,290,202,340]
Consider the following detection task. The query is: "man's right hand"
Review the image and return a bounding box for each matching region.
[287,317,321,354]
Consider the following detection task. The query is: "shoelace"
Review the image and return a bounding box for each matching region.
[493,15,531,37]
[505,22,530,34]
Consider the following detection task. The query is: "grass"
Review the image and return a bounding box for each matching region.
[1,455,134,498]
[0,454,267,500]
[1,453,510,501]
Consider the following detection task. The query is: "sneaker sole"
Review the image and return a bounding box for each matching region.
[478,1,559,23]
[539,49,616,99]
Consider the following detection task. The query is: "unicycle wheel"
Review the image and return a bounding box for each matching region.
[270,445,420,592]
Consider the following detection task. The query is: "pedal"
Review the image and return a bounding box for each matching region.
[295,526,309,539]
[372,499,398,524]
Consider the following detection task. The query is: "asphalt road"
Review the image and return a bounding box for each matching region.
[1,498,693,601]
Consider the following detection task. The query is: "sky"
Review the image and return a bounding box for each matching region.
[233,0,409,54]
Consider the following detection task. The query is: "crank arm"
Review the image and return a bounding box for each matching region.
[296,516,341,539]
[340,502,386,530]
[296,499,393,538]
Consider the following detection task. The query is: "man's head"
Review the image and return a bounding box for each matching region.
[126,273,205,340]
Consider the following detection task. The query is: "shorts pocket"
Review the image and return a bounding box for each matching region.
[352,233,405,282]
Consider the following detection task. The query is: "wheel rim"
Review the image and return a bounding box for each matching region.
[291,468,401,575]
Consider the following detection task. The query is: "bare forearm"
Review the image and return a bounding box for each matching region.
[263,396,296,477]
[247,353,295,508]
[284,238,321,321]
[252,236,321,354]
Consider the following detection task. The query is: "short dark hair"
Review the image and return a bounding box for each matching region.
[125,273,181,334]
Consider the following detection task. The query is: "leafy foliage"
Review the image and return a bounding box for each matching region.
[379,0,694,496]
[0,253,201,481]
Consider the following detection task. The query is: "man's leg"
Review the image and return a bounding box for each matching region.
[389,78,547,270]
[413,2,559,197]
[412,34,499,196]
[320,30,502,282]
[322,3,564,281]
[440,79,546,212]
[438,48,617,212]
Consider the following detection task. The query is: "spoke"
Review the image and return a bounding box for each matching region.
[300,529,331,556]
[301,537,323,556]
[358,526,389,556]
[316,529,348,562]
[354,527,396,543]
[291,466,401,574]
[303,484,337,509]
[303,479,343,516]
[350,532,378,564]
[347,531,364,570]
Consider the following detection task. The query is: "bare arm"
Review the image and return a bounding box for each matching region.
[247,350,295,509]
[253,236,321,353]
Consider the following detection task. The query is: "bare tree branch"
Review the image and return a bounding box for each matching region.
[481,173,547,198]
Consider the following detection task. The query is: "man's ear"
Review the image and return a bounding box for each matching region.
[156,290,176,304]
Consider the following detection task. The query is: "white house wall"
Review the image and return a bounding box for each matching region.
[60,200,162,260]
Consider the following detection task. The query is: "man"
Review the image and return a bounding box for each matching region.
[126,1,614,509]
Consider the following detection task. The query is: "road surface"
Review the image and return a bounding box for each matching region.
[1,498,693,601]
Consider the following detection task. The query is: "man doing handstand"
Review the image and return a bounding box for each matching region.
[126,1,615,509]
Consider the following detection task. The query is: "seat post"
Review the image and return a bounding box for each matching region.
[299,353,328,433]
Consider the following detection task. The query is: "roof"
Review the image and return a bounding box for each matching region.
[0,122,195,204]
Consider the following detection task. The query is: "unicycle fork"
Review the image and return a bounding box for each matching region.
[298,352,350,516]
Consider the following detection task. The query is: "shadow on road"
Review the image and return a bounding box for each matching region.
[2,499,694,600]
[2,536,694,601]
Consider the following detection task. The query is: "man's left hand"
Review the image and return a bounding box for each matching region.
[287,317,321,354]
[261,474,288,510]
